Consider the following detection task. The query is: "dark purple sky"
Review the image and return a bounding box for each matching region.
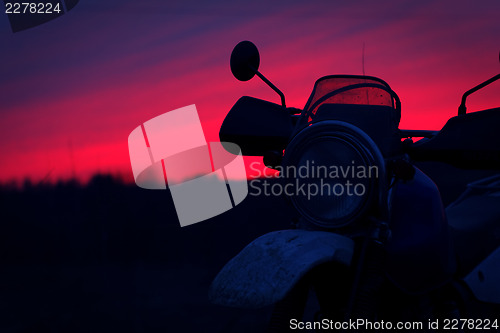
[0,0,498,183]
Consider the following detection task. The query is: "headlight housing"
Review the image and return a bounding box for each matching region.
[281,120,386,228]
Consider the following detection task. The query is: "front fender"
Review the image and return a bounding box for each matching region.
[209,229,354,308]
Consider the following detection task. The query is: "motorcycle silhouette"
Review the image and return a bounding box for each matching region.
[209,41,500,332]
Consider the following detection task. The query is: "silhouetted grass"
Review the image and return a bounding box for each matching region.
[0,174,294,332]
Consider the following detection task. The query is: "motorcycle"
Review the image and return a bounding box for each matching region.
[208,41,500,332]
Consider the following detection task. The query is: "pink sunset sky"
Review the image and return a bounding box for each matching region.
[0,0,498,184]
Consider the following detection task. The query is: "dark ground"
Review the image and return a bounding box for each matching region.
[0,175,295,333]
[0,162,497,333]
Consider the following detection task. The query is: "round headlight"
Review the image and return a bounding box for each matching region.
[281,121,385,228]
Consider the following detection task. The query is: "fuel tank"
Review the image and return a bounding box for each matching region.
[385,168,456,293]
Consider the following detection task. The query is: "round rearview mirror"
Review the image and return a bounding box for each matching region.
[230,41,260,81]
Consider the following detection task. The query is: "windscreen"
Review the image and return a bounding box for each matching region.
[304,76,397,120]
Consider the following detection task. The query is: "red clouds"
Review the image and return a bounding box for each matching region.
[0,0,498,184]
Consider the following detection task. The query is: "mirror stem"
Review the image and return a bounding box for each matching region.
[458,73,500,116]
[249,65,286,107]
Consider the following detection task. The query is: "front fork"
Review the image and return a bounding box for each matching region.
[343,219,390,321]
[340,221,464,332]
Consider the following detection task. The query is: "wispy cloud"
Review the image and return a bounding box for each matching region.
[1,0,498,182]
